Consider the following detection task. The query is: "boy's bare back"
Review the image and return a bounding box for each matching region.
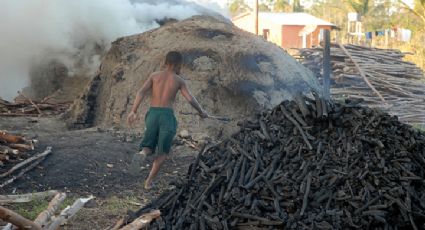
[127,51,207,127]
[149,71,182,108]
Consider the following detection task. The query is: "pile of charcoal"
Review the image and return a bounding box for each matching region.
[131,97,425,229]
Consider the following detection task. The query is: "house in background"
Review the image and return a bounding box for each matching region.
[232,12,336,49]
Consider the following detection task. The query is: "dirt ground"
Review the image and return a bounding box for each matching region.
[0,116,199,229]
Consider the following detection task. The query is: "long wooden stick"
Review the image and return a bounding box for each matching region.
[118,210,161,230]
[0,157,46,189]
[337,43,386,102]
[0,147,52,178]
[0,190,58,204]
[45,196,94,230]
[34,193,67,228]
[0,206,41,230]
[18,91,43,115]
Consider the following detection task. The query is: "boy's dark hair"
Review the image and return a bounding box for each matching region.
[165,51,183,66]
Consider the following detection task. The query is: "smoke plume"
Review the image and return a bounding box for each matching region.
[0,0,228,100]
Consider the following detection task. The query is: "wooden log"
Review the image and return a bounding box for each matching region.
[118,210,161,230]
[0,132,25,144]
[0,145,19,155]
[111,217,125,230]
[0,146,52,179]
[45,196,94,230]
[0,190,59,204]
[0,206,41,230]
[34,192,67,227]
[6,143,34,152]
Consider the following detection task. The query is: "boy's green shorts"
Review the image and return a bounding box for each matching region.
[139,107,177,155]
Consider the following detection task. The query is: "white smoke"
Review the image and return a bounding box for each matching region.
[0,0,228,100]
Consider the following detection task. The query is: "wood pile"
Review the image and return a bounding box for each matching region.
[296,43,425,124]
[123,98,425,229]
[0,131,36,166]
[0,131,52,189]
[0,92,70,117]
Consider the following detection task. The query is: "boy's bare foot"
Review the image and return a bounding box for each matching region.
[129,151,147,175]
[144,180,154,190]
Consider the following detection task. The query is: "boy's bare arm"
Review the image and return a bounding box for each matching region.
[180,80,208,118]
[127,75,153,125]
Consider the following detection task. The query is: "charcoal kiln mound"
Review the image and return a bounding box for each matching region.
[66,15,321,137]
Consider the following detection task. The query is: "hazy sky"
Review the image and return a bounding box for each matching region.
[205,0,415,9]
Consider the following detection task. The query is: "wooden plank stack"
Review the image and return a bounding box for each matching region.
[0,94,70,117]
[123,98,425,229]
[296,44,425,125]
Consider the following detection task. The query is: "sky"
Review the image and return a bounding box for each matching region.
[205,0,415,9]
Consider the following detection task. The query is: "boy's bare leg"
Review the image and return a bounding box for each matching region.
[144,154,167,189]
[129,147,152,175]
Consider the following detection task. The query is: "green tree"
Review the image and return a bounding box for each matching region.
[259,3,271,11]
[292,0,304,12]
[346,0,372,16]
[229,0,251,16]
[273,0,291,12]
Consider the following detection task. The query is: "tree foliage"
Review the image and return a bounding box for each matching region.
[273,0,291,12]
[229,0,251,16]
[292,0,304,12]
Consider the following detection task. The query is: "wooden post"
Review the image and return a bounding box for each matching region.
[322,29,331,100]
[254,0,258,35]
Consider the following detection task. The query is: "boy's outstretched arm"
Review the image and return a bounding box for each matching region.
[180,80,208,118]
[127,75,153,125]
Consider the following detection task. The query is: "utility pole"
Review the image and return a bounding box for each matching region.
[254,0,259,35]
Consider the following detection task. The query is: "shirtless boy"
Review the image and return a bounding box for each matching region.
[127,51,208,189]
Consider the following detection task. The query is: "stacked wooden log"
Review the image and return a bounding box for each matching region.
[296,43,425,125]
[0,131,36,166]
[0,132,53,189]
[0,93,70,117]
[125,98,425,229]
